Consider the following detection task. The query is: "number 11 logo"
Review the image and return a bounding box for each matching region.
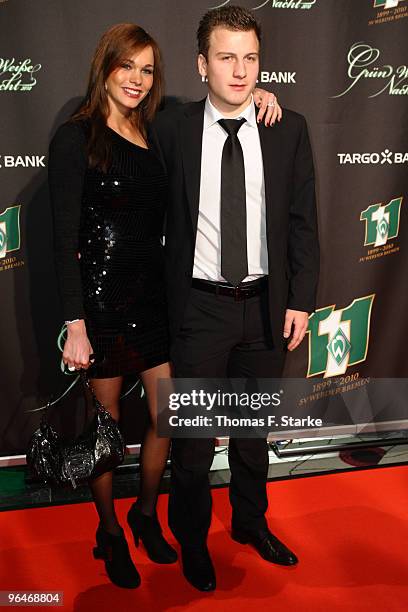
[307,295,375,378]
[360,196,402,247]
[0,205,21,259]
[373,0,404,8]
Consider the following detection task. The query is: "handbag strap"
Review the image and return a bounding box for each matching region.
[80,371,105,412]
[25,370,105,414]
[25,374,81,414]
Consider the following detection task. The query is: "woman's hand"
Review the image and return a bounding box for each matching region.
[63,319,94,370]
[253,89,283,126]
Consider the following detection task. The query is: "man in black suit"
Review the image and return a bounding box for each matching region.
[151,5,319,592]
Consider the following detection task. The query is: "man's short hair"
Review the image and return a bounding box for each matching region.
[197,5,262,59]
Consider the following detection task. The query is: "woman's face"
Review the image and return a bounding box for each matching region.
[105,45,154,116]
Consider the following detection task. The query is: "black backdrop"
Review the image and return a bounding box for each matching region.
[0,0,407,456]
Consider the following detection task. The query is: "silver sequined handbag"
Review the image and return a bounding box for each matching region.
[26,372,125,488]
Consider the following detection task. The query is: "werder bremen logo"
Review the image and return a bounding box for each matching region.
[327,328,351,367]
[360,196,402,247]
[0,224,6,258]
[0,205,21,258]
[307,295,375,378]
[373,0,406,8]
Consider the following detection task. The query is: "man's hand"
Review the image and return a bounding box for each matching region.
[253,88,283,126]
[283,309,309,351]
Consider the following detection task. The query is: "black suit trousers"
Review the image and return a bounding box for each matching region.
[169,284,286,548]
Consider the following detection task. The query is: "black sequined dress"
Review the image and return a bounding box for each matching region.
[49,122,169,378]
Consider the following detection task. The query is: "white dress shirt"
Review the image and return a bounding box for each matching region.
[193,95,268,283]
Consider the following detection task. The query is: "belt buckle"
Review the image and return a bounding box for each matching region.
[234,285,245,301]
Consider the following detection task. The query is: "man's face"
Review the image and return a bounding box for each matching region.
[198,27,260,116]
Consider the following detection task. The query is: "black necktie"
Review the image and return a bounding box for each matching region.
[218,118,248,286]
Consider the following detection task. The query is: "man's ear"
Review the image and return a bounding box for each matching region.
[197,53,208,79]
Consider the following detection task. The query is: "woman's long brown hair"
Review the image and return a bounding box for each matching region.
[72,23,163,171]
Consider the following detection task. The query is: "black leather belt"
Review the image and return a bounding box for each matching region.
[191,277,268,301]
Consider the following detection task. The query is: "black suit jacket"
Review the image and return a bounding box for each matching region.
[150,99,319,349]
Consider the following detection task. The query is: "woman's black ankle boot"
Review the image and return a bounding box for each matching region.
[127,502,178,564]
[93,524,141,588]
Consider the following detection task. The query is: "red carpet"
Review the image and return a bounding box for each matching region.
[1,466,407,611]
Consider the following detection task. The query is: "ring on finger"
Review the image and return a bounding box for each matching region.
[267,101,275,107]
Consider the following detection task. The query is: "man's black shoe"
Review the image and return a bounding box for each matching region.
[231,527,298,566]
[181,546,216,591]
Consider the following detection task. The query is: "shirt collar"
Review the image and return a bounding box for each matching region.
[204,94,257,130]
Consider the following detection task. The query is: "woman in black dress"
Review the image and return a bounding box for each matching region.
[49,24,175,589]
[49,23,281,589]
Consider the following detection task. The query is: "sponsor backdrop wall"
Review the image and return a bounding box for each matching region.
[0,0,407,456]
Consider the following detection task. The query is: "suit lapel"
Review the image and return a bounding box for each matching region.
[257,117,285,235]
[180,99,205,231]
[258,119,278,213]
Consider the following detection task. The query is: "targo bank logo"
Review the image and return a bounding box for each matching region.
[0,205,21,259]
[360,196,402,247]
[337,149,408,165]
[201,68,296,84]
[210,1,316,10]
[0,154,46,169]
[307,295,375,378]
